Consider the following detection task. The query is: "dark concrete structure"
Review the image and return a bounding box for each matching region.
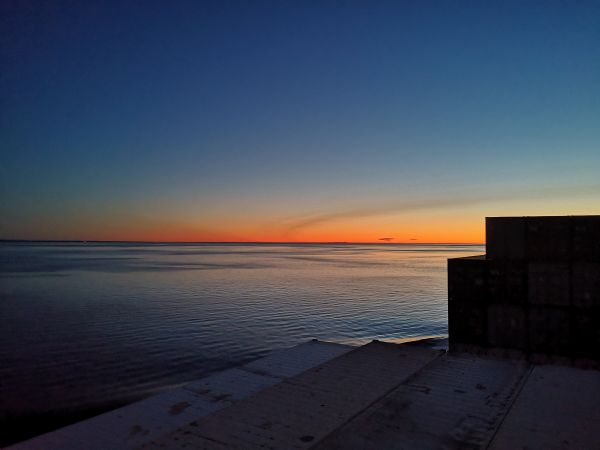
[449,215,600,364]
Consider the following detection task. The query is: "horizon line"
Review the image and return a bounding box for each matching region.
[0,239,485,245]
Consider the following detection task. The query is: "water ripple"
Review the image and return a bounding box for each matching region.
[0,242,483,423]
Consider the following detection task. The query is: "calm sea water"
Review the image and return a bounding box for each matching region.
[0,242,482,440]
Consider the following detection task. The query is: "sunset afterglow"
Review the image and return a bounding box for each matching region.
[2,2,599,243]
[2,3,600,447]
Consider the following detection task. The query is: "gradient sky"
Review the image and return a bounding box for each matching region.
[1,1,599,243]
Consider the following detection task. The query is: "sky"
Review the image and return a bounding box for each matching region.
[1,1,599,243]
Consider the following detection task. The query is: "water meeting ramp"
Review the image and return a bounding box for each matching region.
[8,340,353,450]
[9,339,600,449]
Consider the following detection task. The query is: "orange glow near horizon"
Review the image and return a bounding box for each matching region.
[7,193,599,244]
[3,2,600,249]
[8,211,486,244]
[88,229,485,244]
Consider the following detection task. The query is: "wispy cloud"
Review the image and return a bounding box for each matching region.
[282,183,600,237]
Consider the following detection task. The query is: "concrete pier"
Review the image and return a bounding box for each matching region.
[11,337,600,450]
[139,341,600,450]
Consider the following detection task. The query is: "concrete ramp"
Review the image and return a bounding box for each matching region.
[488,364,600,450]
[12,339,599,449]
[142,341,443,449]
[315,353,530,449]
[8,340,353,450]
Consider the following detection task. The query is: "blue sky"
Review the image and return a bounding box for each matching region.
[1,1,599,241]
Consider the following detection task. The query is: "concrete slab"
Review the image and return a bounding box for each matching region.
[315,353,530,450]
[9,340,353,450]
[489,365,600,450]
[11,339,600,450]
[142,341,443,449]
[8,388,224,450]
[243,340,353,379]
[183,368,280,400]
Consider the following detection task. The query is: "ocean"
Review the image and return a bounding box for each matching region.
[0,241,482,444]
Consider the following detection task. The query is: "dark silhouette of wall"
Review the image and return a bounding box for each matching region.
[448,216,600,365]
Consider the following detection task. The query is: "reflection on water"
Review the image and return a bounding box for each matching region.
[0,242,482,433]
